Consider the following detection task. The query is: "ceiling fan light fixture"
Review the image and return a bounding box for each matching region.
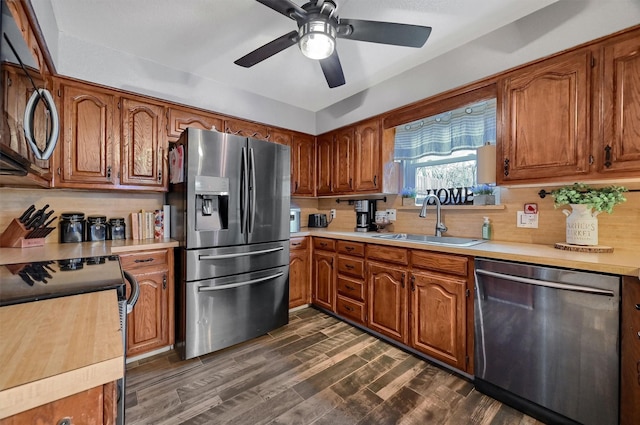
[298,19,336,60]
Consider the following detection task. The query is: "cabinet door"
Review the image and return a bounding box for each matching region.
[333,128,354,193]
[354,119,381,192]
[316,133,333,195]
[224,118,269,140]
[126,268,169,356]
[58,82,117,187]
[410,271,467,370]
[599,30,640,175]
[621,276,640,425]
[312,251,335,311]
[167,107,223,141]
[291,133,315,196]
[2,67,52,176]
[367,262,407,344]
[120,97,167,189]
[500,50,592,182]
[289,238,310,309]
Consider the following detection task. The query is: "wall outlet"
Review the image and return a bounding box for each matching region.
[386,209,397,221]
[330,209,336,219]
[517,211,538,228]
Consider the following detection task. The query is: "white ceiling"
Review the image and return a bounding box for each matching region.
[29,0,640,134]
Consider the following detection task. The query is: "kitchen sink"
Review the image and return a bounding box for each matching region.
[372,233,486,247]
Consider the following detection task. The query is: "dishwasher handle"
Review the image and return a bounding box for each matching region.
[475,268,615,297]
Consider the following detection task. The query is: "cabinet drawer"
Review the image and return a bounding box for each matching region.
[337,275,365,302]
[336,295,366,325]
[366,244,409,265]
[411,250,468,276]
[119,249,168,270]
[337,240,365,257]
[337,255,365,278]
[313,237,336,251]
[290,237,308,250]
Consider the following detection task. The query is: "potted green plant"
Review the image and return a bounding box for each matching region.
[472,184,495,205]
[400,187,417,206]
[550,183,627,246]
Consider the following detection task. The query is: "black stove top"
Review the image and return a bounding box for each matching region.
[0,255,125,306]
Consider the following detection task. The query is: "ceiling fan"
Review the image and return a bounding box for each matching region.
[234,0,432,88]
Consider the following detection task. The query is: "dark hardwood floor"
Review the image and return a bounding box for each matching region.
[125,307,545,425]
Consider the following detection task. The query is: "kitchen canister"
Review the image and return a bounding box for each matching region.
[86,215,107,241]
[59,212,85,243]
[108,217,126,240]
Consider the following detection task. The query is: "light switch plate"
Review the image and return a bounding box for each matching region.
[517,211,538,228]
[386,209,397,221]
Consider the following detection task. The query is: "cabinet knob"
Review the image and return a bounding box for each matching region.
[345,246,354,251]
[163,274,167,290]
[57,418,71,425]
[345,264,354,270]
[604,145,612,168]
[134,258,154,263]
[635,303,640,310]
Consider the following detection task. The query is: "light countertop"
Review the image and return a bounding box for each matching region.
[0,290,124,419]
[293,230,640,278]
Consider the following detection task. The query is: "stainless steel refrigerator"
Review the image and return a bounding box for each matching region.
[168,128,290,360]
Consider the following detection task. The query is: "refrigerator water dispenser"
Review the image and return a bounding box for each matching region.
[195,176,229,231]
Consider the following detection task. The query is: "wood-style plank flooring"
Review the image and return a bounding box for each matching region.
[125,307,545,425]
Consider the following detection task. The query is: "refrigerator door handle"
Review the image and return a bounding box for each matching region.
[198,246,284,260]
[197,272,284,292]
[248,147,256,234]
[240,146,249,235]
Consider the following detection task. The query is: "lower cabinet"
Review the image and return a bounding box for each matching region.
[367,261,408,344]
[311,238,336,312]
[621,276,640,425]
[335,240,366,325]
[410,270,467,370]
[289,237,310,309]
[0,382,116,425]
[119,248,175,357]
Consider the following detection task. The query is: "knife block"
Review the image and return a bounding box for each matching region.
[0,219,45,248]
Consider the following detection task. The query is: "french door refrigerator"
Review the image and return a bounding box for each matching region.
[168,128,290,360]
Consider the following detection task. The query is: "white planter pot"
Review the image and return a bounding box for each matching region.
[562,204,600,245]
[473,194,495,205]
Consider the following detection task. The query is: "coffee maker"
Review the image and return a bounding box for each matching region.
[354,200,376,232]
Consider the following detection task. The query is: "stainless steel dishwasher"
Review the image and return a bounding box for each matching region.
[474,258,620,425]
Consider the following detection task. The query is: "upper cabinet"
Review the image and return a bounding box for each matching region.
[498,25,640,184]
[598,28,640,175]
[167,107,223,142]
[290,133,315,196]
[55,81,117,187]
[316,118,383,196]
[499,50,592,183]
[120,97,167,189]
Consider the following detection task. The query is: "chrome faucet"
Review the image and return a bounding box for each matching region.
[419,194,448,237]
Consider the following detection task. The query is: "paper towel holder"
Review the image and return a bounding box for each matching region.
[476,142,497,184]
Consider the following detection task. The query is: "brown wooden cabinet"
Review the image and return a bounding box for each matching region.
[167,107,223,142]
[598,28,640,175]
[119,248,175,357]
[311,238,336,312]
[367,261,408,344]
[409,270,467,370]
[316,133,333,195]
[335,241,366,324]
[56,81,117,187]
[290,133,315,196]
[224,118,269,140]
[0,382,116,425]
[333,127,355,193]
[353,119,381,192]
[289,237,310,309]
[621,276,640,425]
[499,49,592,183]
[120,97,167,189]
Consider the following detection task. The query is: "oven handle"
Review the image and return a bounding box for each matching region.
[475,269,615,297]
[123,270,140,314]
[198,272,284,292]
[199,246,284,260]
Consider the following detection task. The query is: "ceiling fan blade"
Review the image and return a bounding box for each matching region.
[337,19,432,48]
[235,31,299,68]
[319,50,345,88]
[255,0,307,22]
